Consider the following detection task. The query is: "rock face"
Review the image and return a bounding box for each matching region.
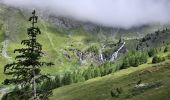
[48,15,82,29]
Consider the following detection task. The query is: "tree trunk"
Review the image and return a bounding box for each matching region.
[33,66,37,100]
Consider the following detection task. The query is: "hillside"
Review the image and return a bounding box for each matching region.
[51,60,170,100]
[0,5,164,73]
[0,3,170,100]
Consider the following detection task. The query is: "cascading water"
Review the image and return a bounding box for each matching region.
[110,42,125,61]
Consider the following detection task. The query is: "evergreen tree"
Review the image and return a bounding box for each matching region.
[3,10,53,100]
[122,58,130,69]
[55,75,61,88]
[94,67,101,77]
[62,72,73,85]
[134,58,140,67]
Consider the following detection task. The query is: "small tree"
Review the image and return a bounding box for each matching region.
[3,10,53,99]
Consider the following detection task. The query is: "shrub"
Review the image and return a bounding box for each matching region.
[148,48,157,57]
[152,56,165,64]
[164,46,169,53]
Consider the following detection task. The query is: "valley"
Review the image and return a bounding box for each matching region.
[0,3,170,100]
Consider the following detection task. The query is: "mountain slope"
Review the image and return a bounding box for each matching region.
[51,60,170,100]
[0,4,167,75]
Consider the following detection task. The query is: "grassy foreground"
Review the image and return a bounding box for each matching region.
[50,60,170,100]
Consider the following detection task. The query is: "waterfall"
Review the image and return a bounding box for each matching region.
[99,49,104,61]
[110,42,125,61]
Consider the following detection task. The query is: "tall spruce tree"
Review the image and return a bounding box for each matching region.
[3,10,53,100]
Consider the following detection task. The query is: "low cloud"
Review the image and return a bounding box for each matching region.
[1,0,170,28]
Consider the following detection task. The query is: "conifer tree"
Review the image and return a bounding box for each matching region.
[3,10,53,100]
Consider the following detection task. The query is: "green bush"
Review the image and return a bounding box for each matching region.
[148,48,157,57]
[152,56,165,64]
[164,46,170,53]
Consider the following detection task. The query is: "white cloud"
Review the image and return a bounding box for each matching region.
[1,0,170,29]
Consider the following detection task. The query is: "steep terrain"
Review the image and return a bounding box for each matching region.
[0,2,169,81]
[0,4,167,75]
[0,4,170,99]
[51,60,170,100]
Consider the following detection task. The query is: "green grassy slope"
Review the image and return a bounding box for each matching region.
[51,60,170,100]
[0,6,91,83]
[0,5,169,76]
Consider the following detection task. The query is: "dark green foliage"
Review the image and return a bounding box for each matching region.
[121,51,148,68]
[2,86,32,100]
[3,10,53,99]
[164,46,169,53]
[62,72,73,85]
[86,45,99,54]
[47,62,116,88]
[54,75,62,88]
[148,48,157,57]
[152,56,165,64]
[37,79,55,100]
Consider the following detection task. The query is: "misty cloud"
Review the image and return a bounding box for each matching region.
[1,0,170,29]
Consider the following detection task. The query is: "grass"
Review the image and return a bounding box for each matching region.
[50,60,170,100]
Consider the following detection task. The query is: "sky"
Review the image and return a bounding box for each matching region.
[1,0,170,29]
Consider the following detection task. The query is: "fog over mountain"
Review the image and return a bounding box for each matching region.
[1,0,170,29]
